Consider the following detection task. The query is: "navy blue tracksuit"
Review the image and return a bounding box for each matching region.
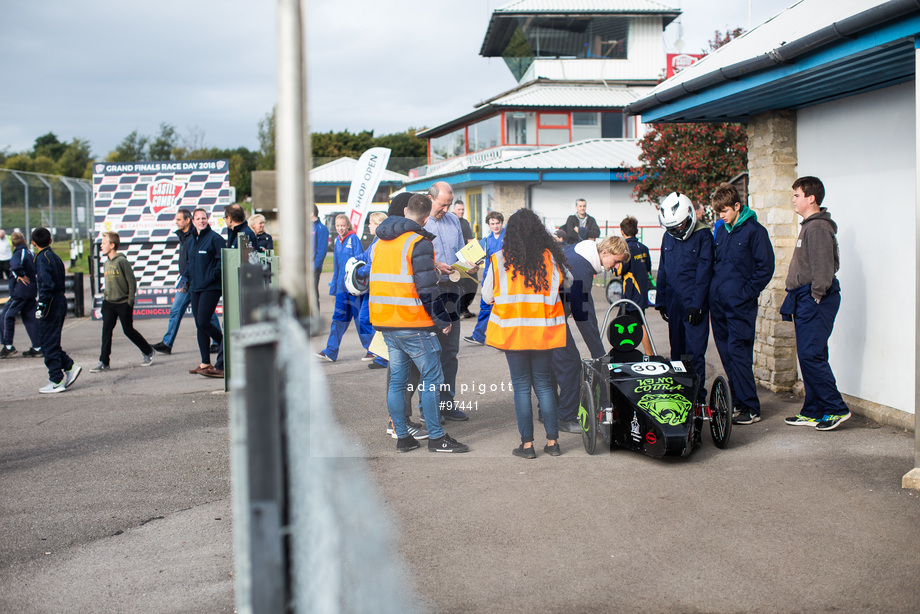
[35,246,75,384]
[781,280,847,419]
[710,217,774,414]
[553,244,604,422]
[655,225,713,401]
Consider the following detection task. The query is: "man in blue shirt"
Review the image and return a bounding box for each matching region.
[425,181,478,422]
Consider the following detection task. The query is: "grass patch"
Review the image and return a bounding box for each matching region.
[51,239,91,275]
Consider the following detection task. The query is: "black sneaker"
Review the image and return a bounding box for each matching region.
[543,442,561,456]
[152,342,172,355]
[22,347,43,357]
[512,444,536,459]
[816,412,851,431]
[428,433,469,453]
[463,336,484,346]
[733,408,761,425]
[558,419,582,434]
[396,436,420,453]
[0,345,16,358]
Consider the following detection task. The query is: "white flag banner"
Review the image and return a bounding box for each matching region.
[346,147,391,235]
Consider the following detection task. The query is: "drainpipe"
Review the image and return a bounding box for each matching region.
[525,171,543,212]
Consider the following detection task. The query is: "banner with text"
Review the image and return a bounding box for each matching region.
[92,159,232,242]
[346,147,391,235]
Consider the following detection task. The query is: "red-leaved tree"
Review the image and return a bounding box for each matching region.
[629,29,748,215]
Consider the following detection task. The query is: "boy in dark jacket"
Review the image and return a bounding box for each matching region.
[32,228,81,393]
[709,184,775,425]
[655,192,713,403]
[781,176,850,431]
[369,194,468,454]
[1,232,42,357]
[90,232,155,373]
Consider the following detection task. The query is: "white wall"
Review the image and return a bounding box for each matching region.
[530,180,662,270]
[796,81,916,414]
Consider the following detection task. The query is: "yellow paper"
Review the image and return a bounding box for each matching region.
[456,240,486,266]
[368,331,389,361]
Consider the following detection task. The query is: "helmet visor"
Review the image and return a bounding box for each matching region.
[666,217,692,239]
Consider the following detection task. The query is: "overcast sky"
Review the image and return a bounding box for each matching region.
[1,0,794,160]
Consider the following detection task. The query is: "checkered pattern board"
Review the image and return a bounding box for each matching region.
[92,159,232,243]
[97,241,183,290]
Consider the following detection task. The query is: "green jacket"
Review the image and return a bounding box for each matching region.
[103,252,137,304]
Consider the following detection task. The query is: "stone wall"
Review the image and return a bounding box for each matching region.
[747,111,800,392]
[491,183,527,217]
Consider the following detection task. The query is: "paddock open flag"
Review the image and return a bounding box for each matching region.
[346,147,391,235]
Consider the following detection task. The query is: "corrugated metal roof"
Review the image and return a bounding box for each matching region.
[310,157,408,184]
[492,0,678,14]
[417,81,647,139]
[413,139,640,184]
[485,83,645,108]
[480,138,640,169]
[627,0,920,121]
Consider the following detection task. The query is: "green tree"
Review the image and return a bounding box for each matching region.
[375,128,427,174]
[32,155,55,174]
[149,123,179,161]
[54,138,94,178]
[107,130,149,162]
[257,107,275,170]
[5,154,34,172]
[34,132,67,161]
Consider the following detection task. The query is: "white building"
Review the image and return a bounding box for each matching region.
[404,0,681,260]
[627,0,920,430]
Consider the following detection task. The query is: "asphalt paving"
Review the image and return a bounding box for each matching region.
[1,286,918,613]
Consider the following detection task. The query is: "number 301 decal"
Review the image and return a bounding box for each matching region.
[630,362,669,375]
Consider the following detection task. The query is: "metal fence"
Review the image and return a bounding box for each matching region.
[0,169,93,242]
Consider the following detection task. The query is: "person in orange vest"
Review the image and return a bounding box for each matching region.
[369,194,470,454]
[483,208,570,459]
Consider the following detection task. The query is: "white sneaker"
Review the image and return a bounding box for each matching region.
[39,380,67,394]
[141,352,154,366]
[64,365,82,388]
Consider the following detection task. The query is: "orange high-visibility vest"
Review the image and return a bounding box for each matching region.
[369,232,435,329]
[486,249,566,351]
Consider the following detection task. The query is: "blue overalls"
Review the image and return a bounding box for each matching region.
[710,213,775,415]
[470,229,505,343]
[655,224,713,401]
[781,280,848,419]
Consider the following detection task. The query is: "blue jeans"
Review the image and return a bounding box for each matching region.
[162,286,221,348]
[383,329,445,440]
[505,349,558,443]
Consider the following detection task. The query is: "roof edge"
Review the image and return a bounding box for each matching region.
[625,0,920,116]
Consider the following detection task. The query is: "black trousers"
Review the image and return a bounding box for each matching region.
[191,290,223,366]
[100,300,152,365]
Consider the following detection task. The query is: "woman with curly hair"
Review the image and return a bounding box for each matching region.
[483,209,570,458]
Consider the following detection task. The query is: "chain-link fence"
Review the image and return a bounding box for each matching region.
[0,169,93,242]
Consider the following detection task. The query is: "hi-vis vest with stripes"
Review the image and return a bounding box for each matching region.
[369,232,434,328]
[486,250,566,351]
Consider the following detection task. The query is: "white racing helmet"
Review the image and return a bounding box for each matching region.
[658,192,695,241]
[344,257,369,296]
